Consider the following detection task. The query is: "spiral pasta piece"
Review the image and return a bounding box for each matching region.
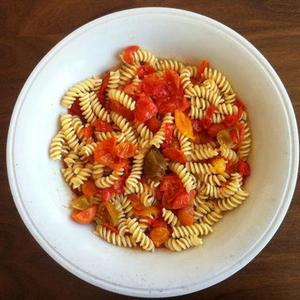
[174,129,192,159]
[107,70,120,91]
[169,162,196,192]
[125,153,144,193]
[165,236,202,252]
[95,168,124,188]
[202,79,220,95]
[162,208,180,227]
[219,173,242,198]
[132,49,157,65]
[171,223,213,238]
[238,121,251,159]
[90,93,110,122]
[63,151,80,167]
[95,131,126,143]
[119,63,139,85]
[201,174,228,186]
[60,114,80,151]
[215,188,249,211]
[186,162,215,175]
[79,92,97,123]
[49,131,66,160]
[202,208,223,226]
[185,85,224,105]
[217,103,238,115]
[79,142,97,157]
[92,163,104,180]
[190,143,218,161]
[155,58,184,73]
[108,89,136,111]
[96,225,136,248]
[126,218,155,251]
[220,146,239,163]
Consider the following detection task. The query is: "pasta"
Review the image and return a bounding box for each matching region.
[49,46,251,252]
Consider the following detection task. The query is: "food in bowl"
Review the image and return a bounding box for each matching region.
[49,46,251,252]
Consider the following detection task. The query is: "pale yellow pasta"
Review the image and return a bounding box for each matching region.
[165,236,202,252]
[92,163,104,180]
[132,49,157,65]
[202,208,223,226]
[162,208,180,227]
[60,114,80,151]
[185,162,215,175]
[202,79,220,95]
[108,89,136,111]
[95,168,124,188]
[107,70,120,91]
[169,162,196,192]
[174,129,192,159]
[217,103,238,115]
[201,174,228,186]
[215,189,249,211]
[190,143,218,161]
[79,92,97,123]
[185,85,224,105]
[90,92,111,122]
[155,58,184,72]
[219,146,239,163]
[125,153,144,193]
[119,63,139,85]
[238,121,252,159]
[171,223,213,238]
[218,173,242,198]
[49,130,66,160]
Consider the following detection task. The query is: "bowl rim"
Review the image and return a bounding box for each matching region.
[6,7,299,298]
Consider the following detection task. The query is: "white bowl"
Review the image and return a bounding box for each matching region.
[7,7,299,298]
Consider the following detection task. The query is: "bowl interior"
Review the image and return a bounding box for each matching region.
[9,8,295,297]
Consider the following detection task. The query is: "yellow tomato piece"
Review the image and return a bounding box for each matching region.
[217,129,233,148]
[212,158,227,174]
[105,202,119,226]
[70,196,91,210]
[175,110,195,140]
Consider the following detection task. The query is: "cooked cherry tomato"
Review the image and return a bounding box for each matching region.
[230,122,245,146]
[225,160,236,174]
[194,132,211,144]
[99,188,115,202]
[122,82,141,96]
[170,191,195,210]
[128,194,145,211]
[197,60,209,80]
[96,72,110,104]
[146,116,162,133]
[217,129,233,148]
[208,123,226,137]
[68,98,83,118]
[162,146,187,163]
[114,142,137,159]
[70,195,90,210]
[151,218,168,228]
[224,99,245,127]
[164,123,174,144]
[137,64,155,78]
[91,119,113,132]
[134,93,158,123]
[80,126,93,138]
[134,206,160,219]
[150,226,170,247]
[120,45,139,64]
[212,157,227,174]
[237,160,251,177]
[177,207,194,226]
[175,110,195,140]
[109,99,134,121]
[199,105,216,129]
[82,180,98,198]
[71,206,97,224]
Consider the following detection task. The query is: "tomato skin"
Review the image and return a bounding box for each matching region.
[150,226,170,247]
[114,142,137,159]
[81,126,93,138]
[175,110,195,140]
[109,99,134,121]
[230,122,245,146]
[177,207,194,226]
[99,188,115,202]
[170,191,194,210]
[82,180,98,198]
[162,146,187,163]
[121,45,139,63]
[71,206,97,224]
[123,82,141,96]
[96,72,110,104]
[146,116,162,133]
[68,98,83,118]
[164,123,174,144]
[91,119,113,132]
[207,123,226,137]
[224,99,245,127]
[199,105,216,129]
[137,64,155,78]
[197,60,209,80]
[134,206,160,219]
[151,218,168,229]
[237,160,251,177]
[134,93,158,123]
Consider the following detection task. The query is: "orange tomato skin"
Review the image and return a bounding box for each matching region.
[177,207,194,226]
[71,206,97,224]
[150,226,170,247]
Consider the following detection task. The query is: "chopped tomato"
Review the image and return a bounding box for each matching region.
[81,126,93,138]
[114,142,137,159]
[199,105,216,129]
[191,119,202,133]
[217,129,233,147]
[146,116,162,133]
[109,99,134,121]
[134,206,160,219]
[151,218,168,229]
[105,201,119,226]
[99,188,115,202]
[164,123,174,144]
[91,119,113,132]
[175,110,195,140]
[128,194,145,211]
[212,157,227,174]
[68,98,83,118]
[225,160,236,174]
[112,164,130,194]
[196,60,209,80]
[150,226,170,247]
[97,202,111,223]
[123,82,141,96]
[164,69,180,89]
[120,45,139,64]
[237,160,251,177]
[134,93,158,123]
[71,206,97,224]
[170,190,195,210]
[224,99,245,127]
[230,122,245,146]
[82,180,98,198]
[194,132,211,144]
[177,207,194,226]
[163,146,187,163]
[137,64,155,78]
[96,72,110,104]
[208,123,226,137]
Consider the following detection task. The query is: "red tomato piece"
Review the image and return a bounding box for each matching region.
[121,45,139,64]
[164,123,174,144]
[194,132,211,144]
[68,98,83,118]
[199,105,216,129]
[109,99,134,121]
[150,226,170,247]
[170,191,194,210]
[162,146,187,163]
[146,116,162,133]
[82,180,98,198]
[237,160,251,177]
[91,119,113,132]
[151,218,168,229]
[230,122,245,145]
[177,207,194,226]
[71,206,97,224]
[134,93,158,123]
[207,123,226,137]
[81,126,93,138]
[224,99,245,127]
[137,64,155,78]
[96,72,110,104]
[99,188,115,202]
[197,60,209,80]
[114,142,137,159]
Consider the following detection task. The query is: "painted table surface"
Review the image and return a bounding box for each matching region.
[0,1,299,299]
